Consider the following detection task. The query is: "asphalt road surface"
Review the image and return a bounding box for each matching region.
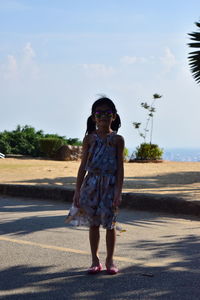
[0,196,200,300]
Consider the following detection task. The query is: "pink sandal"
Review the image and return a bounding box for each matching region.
[106,264,119,275]
[87,263,103,274]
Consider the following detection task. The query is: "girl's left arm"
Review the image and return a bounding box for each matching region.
[113,135,125,207]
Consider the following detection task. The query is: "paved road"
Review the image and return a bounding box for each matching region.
[0,196,200,299]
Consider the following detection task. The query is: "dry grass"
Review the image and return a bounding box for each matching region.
[1,158,200,201]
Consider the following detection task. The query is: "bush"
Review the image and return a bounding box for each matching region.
[0,125,44,156]
[123,147,129,161]
[0,126,41,156]
[0,125,83,157]
[134,143,163,160]
[39,138,65,158]
[66,138,82,146]
[0,134,11,154]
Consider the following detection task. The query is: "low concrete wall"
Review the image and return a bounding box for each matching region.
[0,184,74,202]
[122,192,200,216]
[1,183,200,217]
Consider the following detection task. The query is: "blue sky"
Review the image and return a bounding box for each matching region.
[0,0,200,149]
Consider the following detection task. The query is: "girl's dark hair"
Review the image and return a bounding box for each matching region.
[85,97,121,135]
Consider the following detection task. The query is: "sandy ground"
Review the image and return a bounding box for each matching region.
[1,158,200,201]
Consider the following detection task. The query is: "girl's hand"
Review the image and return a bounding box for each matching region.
[73,190,80,208]
[113,193,121,208]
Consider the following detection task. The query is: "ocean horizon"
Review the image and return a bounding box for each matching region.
[127,147,200,162]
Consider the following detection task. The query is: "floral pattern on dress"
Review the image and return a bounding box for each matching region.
[79,132,119,229]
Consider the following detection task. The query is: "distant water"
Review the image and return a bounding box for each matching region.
[128,148,200,162]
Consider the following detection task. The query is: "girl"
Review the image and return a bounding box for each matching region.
[73,96,124,275]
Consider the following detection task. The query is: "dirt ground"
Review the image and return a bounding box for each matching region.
[1,158,200,201]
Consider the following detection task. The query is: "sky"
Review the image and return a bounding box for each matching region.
[0,0,200,149]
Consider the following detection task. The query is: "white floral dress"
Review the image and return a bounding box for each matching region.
[79,132,119,229]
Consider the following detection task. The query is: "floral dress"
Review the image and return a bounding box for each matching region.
[79,132,119,229]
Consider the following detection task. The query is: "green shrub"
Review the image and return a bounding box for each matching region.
[0,125,44,156]
[0,134,11,154]
[66,138,82,146]
[0,125,82,157]
[39,138,65,158]
[134,143,163,160]
[123,147,129,161]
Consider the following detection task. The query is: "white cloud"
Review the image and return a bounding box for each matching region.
[120,56,137,64]
[21,42,39,78]
[120,55,146,65]
[160,48,177,72]
[4,55,18,79]
[0,42,39,81]
[23,42,36,61]
[81,63,115,77]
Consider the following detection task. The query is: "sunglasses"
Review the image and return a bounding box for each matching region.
[94,110,113,118]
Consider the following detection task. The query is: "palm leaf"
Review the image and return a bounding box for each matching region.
[188,22,200,84]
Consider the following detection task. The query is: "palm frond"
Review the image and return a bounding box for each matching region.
[188,21,200,84]
[195,22,200,28]
[188,32,200,41]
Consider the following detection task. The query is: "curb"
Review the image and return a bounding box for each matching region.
[0,184,200,217]
[0,184,74,202]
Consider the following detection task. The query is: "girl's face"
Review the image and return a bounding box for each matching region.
[93,104,116,129]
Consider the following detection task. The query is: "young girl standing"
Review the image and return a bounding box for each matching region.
[73,96,124,275]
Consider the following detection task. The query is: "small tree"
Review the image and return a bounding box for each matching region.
[133,93,162,144]
[131,93,163,161]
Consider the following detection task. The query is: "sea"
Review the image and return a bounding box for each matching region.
[128,148,200,162]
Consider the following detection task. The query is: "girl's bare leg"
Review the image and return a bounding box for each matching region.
[106,228,116,266]
[89,226,100,266]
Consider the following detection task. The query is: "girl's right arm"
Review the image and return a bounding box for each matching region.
[73,135,90,207]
